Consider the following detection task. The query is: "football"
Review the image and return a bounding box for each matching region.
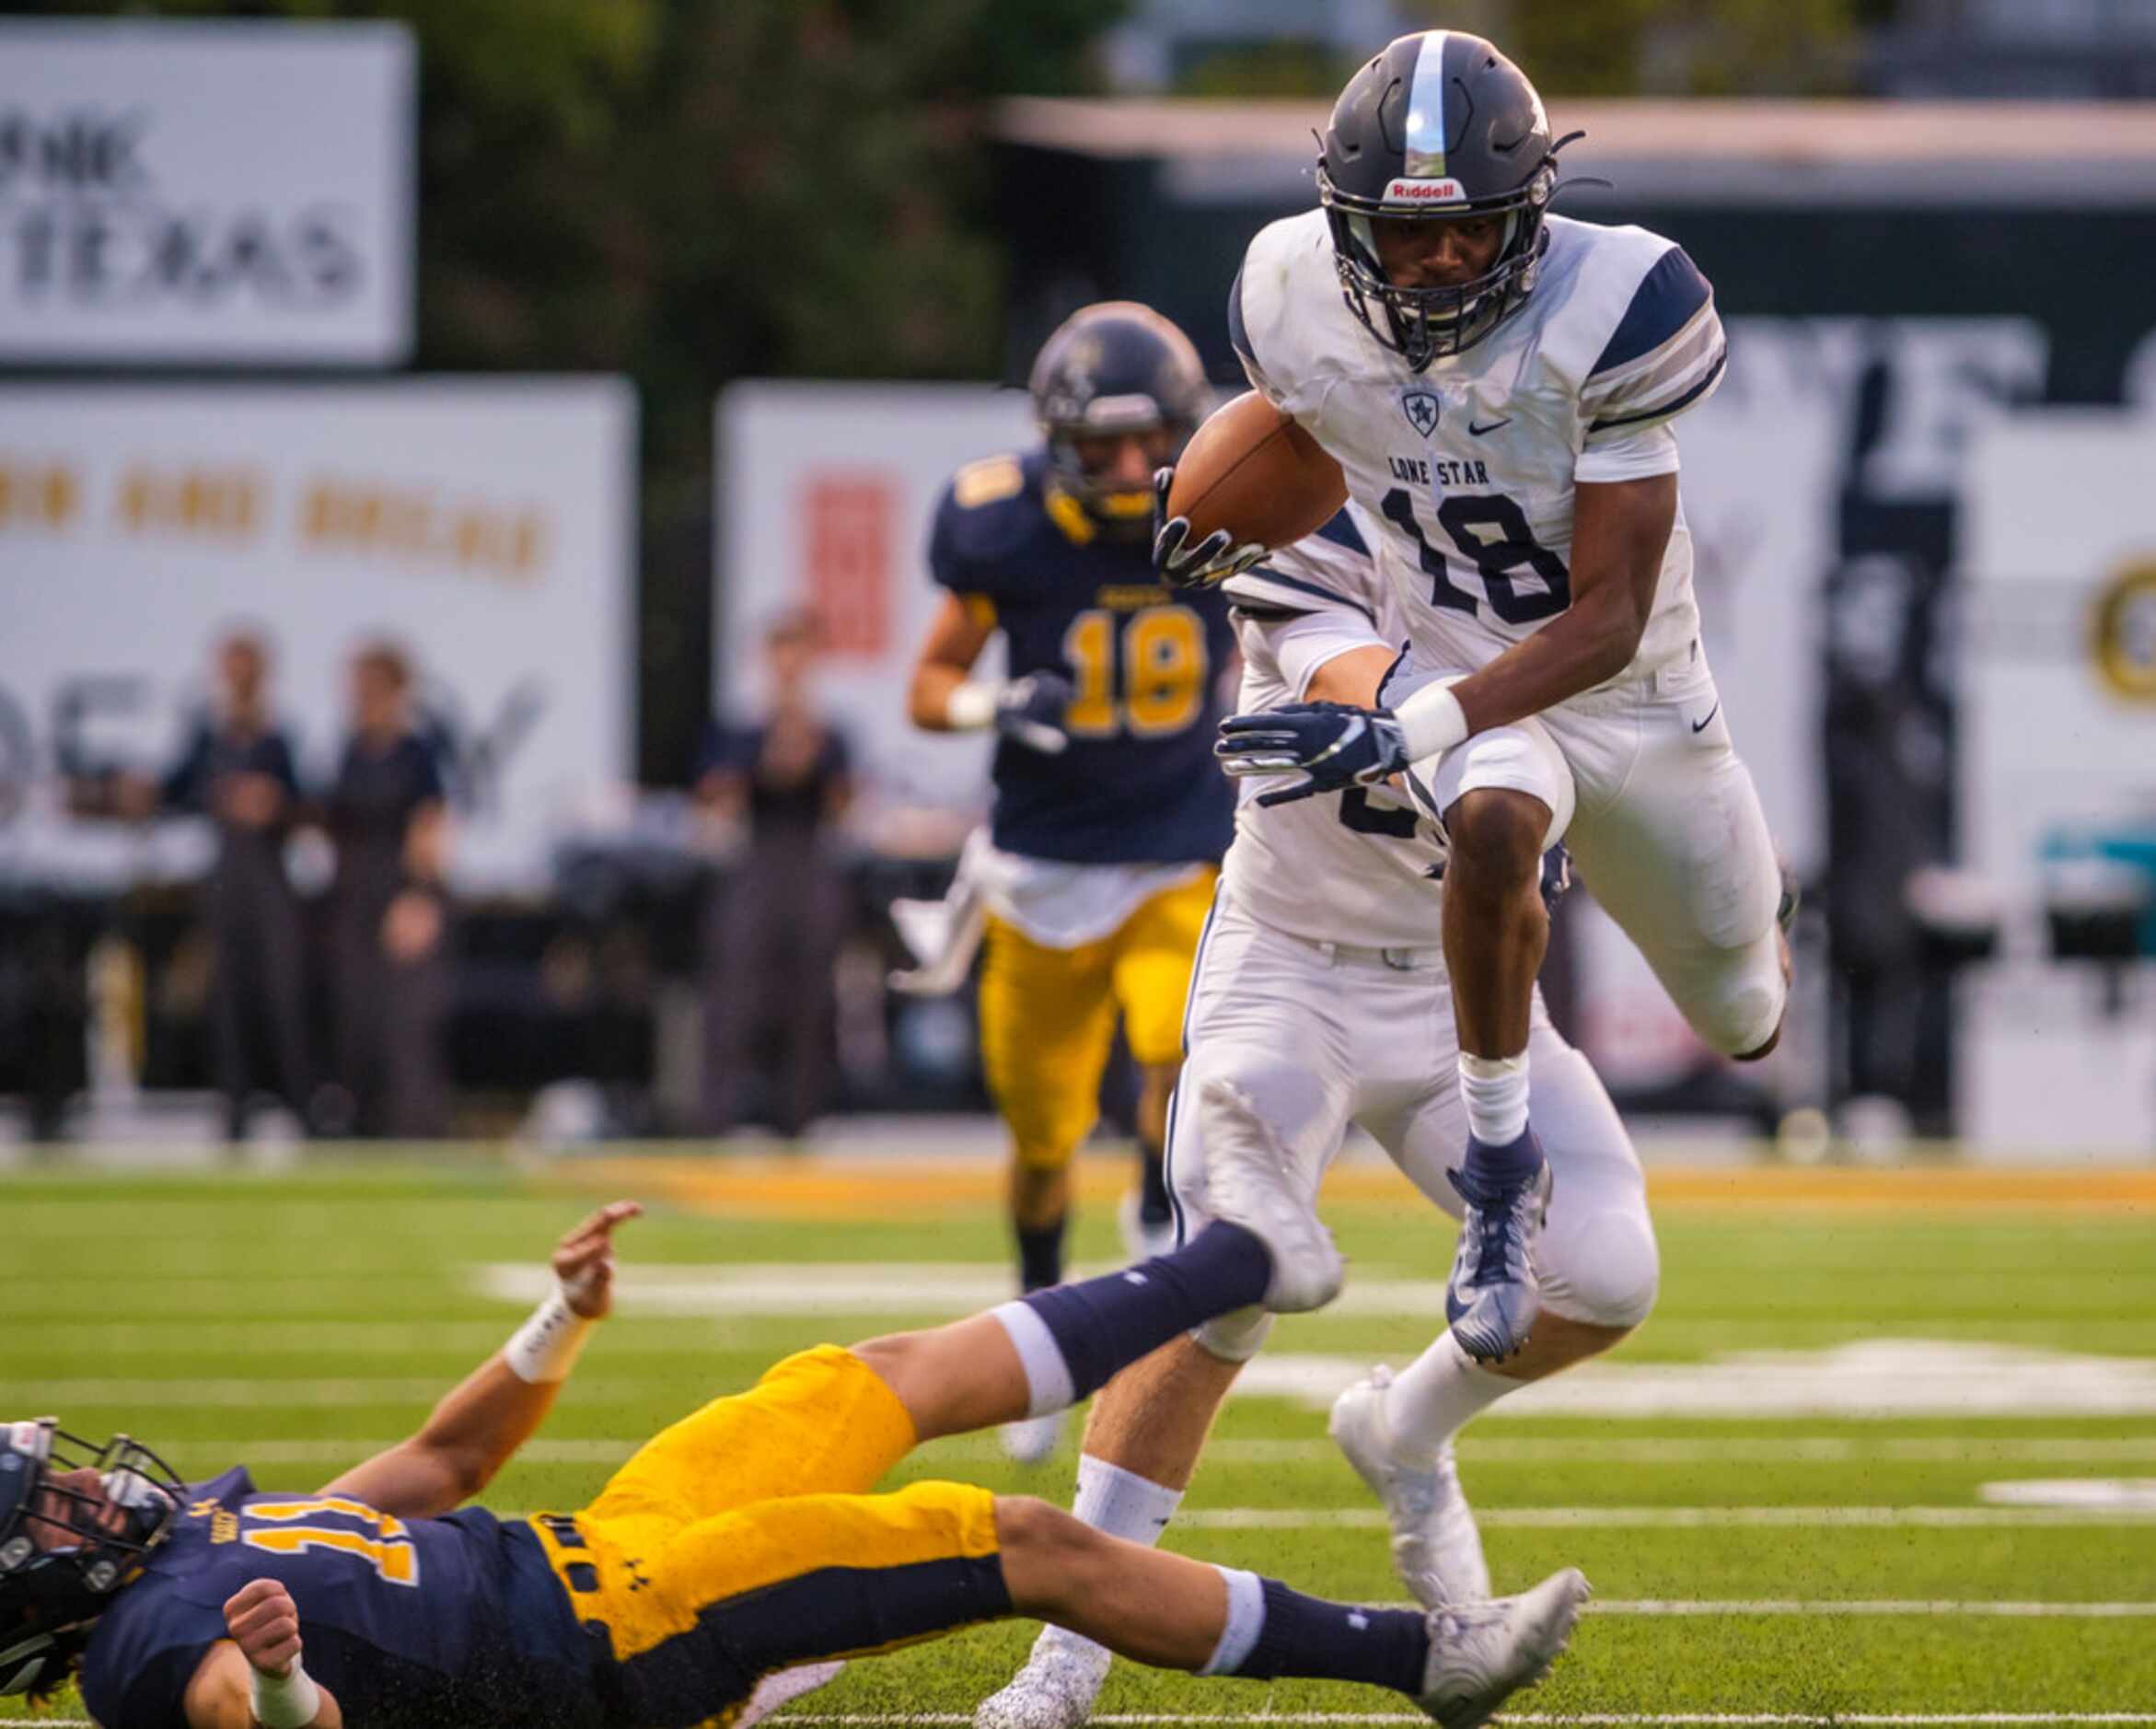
[1166,390,1348,555]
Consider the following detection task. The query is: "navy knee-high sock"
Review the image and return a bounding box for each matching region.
[1222,1577,1428,1694]
[995,1222,1270,1409]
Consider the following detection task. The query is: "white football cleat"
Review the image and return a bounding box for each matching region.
[739,1659,846,1727]
[1119,1186,1178,1262]
[1002,1409,1064,1466]
[1416,1567,1591,1729]
[1329,1367,1490,1607]
[973,1625,1113,1729]
[1197,1078,1343,1312]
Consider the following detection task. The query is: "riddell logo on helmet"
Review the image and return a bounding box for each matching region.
[1383,178,1467,204]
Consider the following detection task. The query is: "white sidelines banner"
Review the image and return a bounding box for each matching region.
[1955,410,2156,1152]
[1961,411,2156,892]
[0,19,415,365]
[716,381,1035,814]
[0,380,636,890]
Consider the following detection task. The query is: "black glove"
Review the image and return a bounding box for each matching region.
[1151,467,1267,590]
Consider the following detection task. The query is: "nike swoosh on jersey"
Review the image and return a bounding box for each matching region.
[1691,702,1720,734]
[1467,417,1513,435]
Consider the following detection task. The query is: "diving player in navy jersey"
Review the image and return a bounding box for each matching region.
[906,304,1236,1459]
[4,1176,1589,1729]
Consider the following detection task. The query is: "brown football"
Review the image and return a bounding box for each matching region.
[1166,390,1348,555]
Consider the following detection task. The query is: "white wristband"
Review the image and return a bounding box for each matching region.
[943,679,1003,731]
[504,1282,595,1384]
[249,1657,322,1729]
[1395,679,1469,762]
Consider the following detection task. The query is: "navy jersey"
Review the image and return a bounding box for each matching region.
[78,1469,599,1729]
[928,447,1236,865]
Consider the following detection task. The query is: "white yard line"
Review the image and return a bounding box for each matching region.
[214,1435,2156,1468]
[1586,1601,2156,1617]
[25,1316,2156,1351]
[1177,1506,2156,1529]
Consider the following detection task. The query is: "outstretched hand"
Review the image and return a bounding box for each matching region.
[553,1200,643,1319]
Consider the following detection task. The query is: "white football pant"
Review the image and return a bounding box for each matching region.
[1168,890,1660,1362]
[1420,642,1786,1058]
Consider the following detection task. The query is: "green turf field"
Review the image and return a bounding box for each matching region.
[5,1155,2154,1725]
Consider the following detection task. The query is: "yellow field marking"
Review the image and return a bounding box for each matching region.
[544,1155,2156,1221]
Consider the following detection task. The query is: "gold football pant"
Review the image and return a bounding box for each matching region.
[526,1345,1006,1727]
[978,869,1217,1171]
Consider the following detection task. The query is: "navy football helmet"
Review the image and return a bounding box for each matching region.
[0,1419,183,1698]
[1029,302,1209,535]
[1317,31,1575,368]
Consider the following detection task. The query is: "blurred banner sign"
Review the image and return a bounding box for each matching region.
[0,381,635,890]
[0,20,415,365]
[802,473,898,659]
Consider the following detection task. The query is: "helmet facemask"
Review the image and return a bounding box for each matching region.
[1041,402,1192,539]
[0,1421,184,1698]
[1319,160,1557,370]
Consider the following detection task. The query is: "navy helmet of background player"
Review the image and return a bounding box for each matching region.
[1312,33,1577,367]
[0,1419,186,1700]
[1029,301,1211,536]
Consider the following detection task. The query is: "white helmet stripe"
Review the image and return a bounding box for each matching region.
[1402,30,1451,180]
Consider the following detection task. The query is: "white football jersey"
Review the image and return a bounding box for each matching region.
[1218,513,1451,951]
[1231,209,1726,682]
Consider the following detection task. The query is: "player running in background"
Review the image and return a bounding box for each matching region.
[4,1181,1591,1729]
[908,303,1238,1460]
[978,514,1656,1729]
[1173,32,1791,1367]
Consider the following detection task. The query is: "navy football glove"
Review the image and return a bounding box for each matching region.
[1540,843,1574,911]
[995,671,1075,755]
[1215,701,1411,807]
[1151,467,1267,590]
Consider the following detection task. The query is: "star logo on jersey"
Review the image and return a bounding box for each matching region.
[1400,389,1440,437]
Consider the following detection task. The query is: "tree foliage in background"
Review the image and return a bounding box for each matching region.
[1401,0,1860,97]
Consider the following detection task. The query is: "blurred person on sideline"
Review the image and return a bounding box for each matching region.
[113,629,313,1143]
[322,640,452,1139]
[696,609,856,1140]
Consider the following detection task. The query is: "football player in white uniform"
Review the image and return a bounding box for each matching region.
[1184,30,1790,1364]
[976,512,1657,1729]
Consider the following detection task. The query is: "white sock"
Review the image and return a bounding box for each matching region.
[1026,1456,1187,1667]
[991,1301,1074,1417]
[1458,1051,1530,1144]
[1199,1566,1268,1676]
[1073,1453,1184,1545]
[1381,1332,1517,1463]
